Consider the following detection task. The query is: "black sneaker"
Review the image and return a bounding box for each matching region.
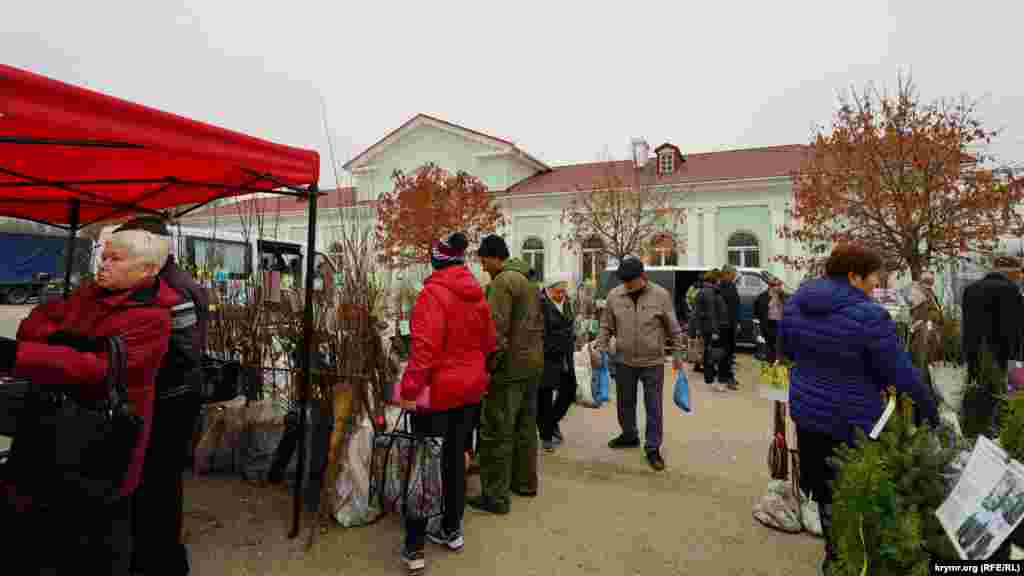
[646,450,666,471]
[608,434,641,449]
[467,495,510,515]
[542,439,556,452]
[426,526,465,552]
[400,547,425,575]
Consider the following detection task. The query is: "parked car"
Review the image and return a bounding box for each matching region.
[594,265,775,347]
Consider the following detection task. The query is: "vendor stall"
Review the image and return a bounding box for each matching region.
[0,63,323,539]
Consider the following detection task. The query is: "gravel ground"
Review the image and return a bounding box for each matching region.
[184,357,822,575]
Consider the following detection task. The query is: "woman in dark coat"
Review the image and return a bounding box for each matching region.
[779,244,938,575]
[538,274,576,452]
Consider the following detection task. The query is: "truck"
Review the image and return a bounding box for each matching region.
[0,232,93,305]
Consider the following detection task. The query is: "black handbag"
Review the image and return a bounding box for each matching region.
[198,355,243,404]
[7,335,142,505]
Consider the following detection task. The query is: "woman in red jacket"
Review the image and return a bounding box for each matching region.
[397,232,496,575]
[0,228,178,575]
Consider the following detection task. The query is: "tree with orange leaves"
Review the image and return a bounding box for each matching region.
[374,163,505,267]
[779,75,1023,280]
[559,164,688,265]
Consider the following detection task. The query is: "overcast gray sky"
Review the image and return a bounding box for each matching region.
[4,0,1022,188]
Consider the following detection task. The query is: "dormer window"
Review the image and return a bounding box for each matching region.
[658,151,674,175]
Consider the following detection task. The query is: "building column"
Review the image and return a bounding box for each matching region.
[703,207,719,267]
[769,202,783,276]
[687,207,700,266]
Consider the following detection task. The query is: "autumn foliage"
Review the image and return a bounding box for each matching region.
[779,76,1024,279]
[374,163,505,267]
[559,164,687,263]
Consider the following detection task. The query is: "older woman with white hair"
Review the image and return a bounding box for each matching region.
[538,272,577,451]
[0,226,181,575]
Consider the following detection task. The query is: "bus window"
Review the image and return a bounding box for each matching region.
[184,237,251,280]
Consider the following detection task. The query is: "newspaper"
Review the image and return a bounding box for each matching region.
[935,436,1024,560]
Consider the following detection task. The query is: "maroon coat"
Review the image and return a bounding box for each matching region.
[12,279,178,497]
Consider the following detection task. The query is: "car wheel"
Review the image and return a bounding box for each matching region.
[5,286,29,305]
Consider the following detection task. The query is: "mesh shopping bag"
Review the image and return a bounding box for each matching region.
[369,410,444,522]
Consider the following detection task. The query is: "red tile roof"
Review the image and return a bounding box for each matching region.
[505,145,809,195]
[181,187,364,220]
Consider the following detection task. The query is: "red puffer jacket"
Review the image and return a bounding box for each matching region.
[13,279,178,498]
[401,265,497,412]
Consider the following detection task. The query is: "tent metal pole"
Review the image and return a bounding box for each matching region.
[62,199,80,299]
[290,183,318,539]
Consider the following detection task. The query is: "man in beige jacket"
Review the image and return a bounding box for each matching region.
[596,256,683,471]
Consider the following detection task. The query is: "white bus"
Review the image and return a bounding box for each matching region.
[92,224,331,302]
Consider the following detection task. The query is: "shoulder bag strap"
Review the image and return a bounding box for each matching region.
[104,336,128,409]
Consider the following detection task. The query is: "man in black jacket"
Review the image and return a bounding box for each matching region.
[114,217,207,576]
[538,274,575,452]
[718,265,741,390]
[962,256,1024,381]
[694,270,728,391]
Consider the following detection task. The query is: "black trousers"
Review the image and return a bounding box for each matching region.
[465,403,481,455]
[538,370,575,442]
[132,394,200,575]
[6,495,135,575]
[796,425,841,561]
[718,324,736,382]
[405,404,473,550]
[268,403,308,483]
[761,320,779,363]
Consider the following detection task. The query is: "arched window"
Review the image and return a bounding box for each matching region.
[646,234,678,266]
[521,237,545,283]
[726,231,760,268]
[581,236,607,282]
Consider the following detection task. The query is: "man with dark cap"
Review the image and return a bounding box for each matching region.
[596,256,683,471]
[469,235,544,514]
[717,264,740,389]
[113,216,208,575]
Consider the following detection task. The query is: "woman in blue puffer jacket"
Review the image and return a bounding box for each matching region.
[779,244,938,575]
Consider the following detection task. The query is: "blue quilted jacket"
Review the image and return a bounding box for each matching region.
[780,278,937,444]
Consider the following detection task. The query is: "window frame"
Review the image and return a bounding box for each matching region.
[658,151,674,175]
[581,236,607,283]
[726,231,761,268]
[521,236,545,283]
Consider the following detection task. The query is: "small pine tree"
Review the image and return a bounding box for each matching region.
[830,392,959,575]
[961,345,1007,438]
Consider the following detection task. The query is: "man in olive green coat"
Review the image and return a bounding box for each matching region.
[469,235,544,514]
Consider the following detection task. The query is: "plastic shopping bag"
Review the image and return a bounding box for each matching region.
[333,416,384,527]
[574,345,600,408]
[672,368,691,413]
[592,352,610,405]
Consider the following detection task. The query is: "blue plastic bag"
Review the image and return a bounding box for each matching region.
[592,352,610,405]
[673,368,691,413]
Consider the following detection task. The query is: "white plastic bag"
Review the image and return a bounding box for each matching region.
[574,344,599,408]
[753,479,803,533]
[333,416,383,527]
[930,362,968,413]
[799,489,824,537]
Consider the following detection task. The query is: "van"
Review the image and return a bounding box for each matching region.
[595,265,773,346]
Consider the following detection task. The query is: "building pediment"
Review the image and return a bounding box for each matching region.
[343,113,549,175]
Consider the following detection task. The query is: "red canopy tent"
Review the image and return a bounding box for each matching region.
[0,63,323,538]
